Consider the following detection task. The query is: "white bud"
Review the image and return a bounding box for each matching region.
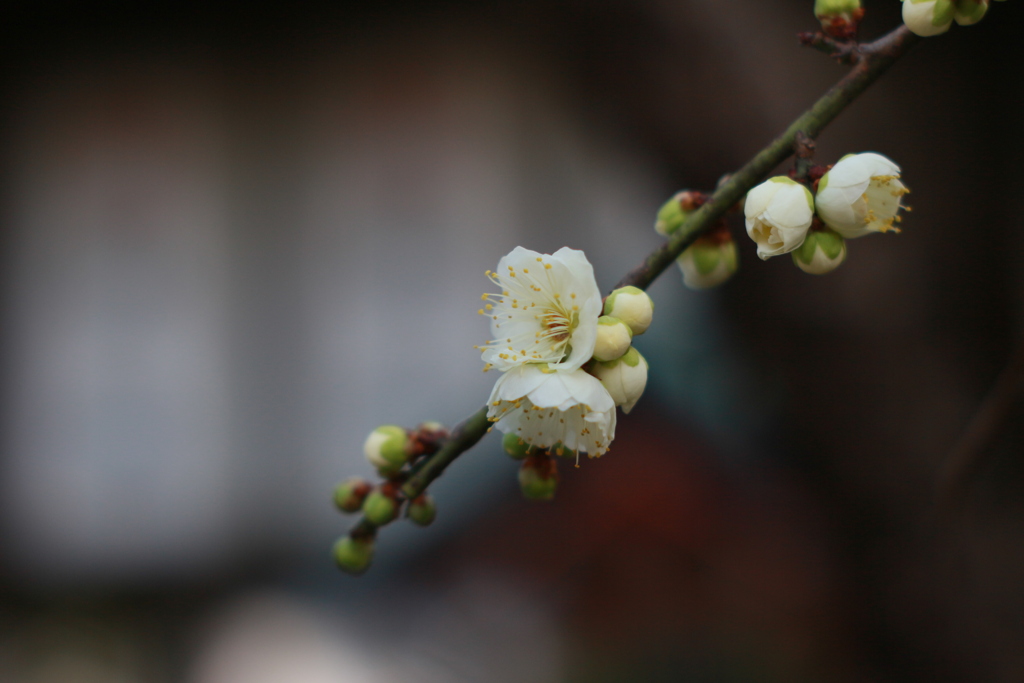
[815,152,908,239]
[677,236,738,289]
[592,316,633,363]
[363,425,410,475]
[744,177,815,261]
[792,228,847,275]
[603,286,654,336]
[902,0,955,36]
[591,347,648,414]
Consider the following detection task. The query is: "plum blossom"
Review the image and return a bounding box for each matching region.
[487,364,616,457]
[478,247,602,373]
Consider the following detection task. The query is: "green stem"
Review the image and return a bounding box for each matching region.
[346,24,919,548]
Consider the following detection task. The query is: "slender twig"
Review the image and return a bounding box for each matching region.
[936,339,1024,515]
[346,24,919,546]
[798,31,860,64]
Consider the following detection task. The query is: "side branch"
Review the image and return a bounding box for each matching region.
[615,25,917,292]
[346,24,918,545]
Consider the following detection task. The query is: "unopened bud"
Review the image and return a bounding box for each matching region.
[815,0,863,38]
[792,228,847,275]
[363,425,411,476]
[407,494,437,526]
[603,286,654,336]
[591,347,648,414]
[677,235,738,289]
[502,431,533,460]
[519,456,559,501]
[333,535,374,575]
[592,316,632,363]
[954,0,988,25]
[333,477,372,513]
[654,191,702,236]
[902,0,955,36]
[362,487,400,526]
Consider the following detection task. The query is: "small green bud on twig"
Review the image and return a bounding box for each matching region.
[333,477,372,513]
[407,494,437,526]
[333,535,375,575]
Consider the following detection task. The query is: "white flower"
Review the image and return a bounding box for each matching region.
[478,247,602,373]
[592,316,633,363]
[791,228,847,275]
[487,364,616,457]
[815,152,909,239]
[603,286,654,336]
[902,0,955,36]
[590,347,648,414]
[677,236,738,289]
[744,176,815,261]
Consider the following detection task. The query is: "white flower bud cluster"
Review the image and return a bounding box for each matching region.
[741,152,908,276]
[901,0,996,37]
[477,248,657,467]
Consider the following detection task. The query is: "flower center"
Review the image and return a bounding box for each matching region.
[477,261,583,368]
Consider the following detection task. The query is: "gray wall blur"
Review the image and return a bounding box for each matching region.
[1,1,1023,682]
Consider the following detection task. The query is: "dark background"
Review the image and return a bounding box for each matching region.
[2,1,1023,681]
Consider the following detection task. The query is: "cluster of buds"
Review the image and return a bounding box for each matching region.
[902,0,999,36]
[655,190,739,290]
[743,152,908,275]
[331,421,447,574]
[481,257,654,501]
[478,246,656,503]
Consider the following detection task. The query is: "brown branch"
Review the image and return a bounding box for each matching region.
[342,24,921,565]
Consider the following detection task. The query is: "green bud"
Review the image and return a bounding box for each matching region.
[362,488,399,526]
[333,477,372,513]
[333,535,374,575]
[677,236,738,290]
[518,457,559,501]
[792,228,847,275]
[954,0,988,25]
[815,0,861,15]
[363,425,410,476]
[502,431,533,460]
[654,191,702,236]
[407,494,437,526]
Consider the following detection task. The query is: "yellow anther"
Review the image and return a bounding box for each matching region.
[570,293,576,299]
[544,264,551,269]
[478,309,484,315]
[523,268,529,274]
[485,304,493,310]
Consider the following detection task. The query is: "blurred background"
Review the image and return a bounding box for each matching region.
[1,0,1023,681]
